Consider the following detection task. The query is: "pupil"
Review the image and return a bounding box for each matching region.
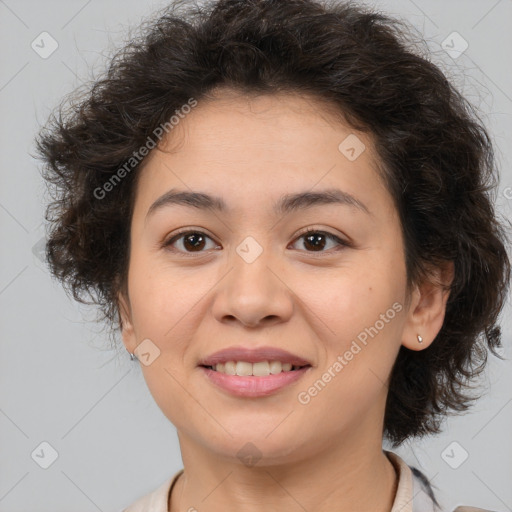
[305,233,325,251]
[184,233,205,251]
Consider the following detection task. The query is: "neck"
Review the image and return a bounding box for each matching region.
[170,435,398,512]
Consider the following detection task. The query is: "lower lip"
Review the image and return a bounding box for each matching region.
[199,366,311,397]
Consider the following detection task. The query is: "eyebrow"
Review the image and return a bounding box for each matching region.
[145,187,371,223]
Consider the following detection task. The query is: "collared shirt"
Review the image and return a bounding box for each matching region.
[121,450,493,512]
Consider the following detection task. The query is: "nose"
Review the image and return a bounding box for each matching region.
[210,245,294,329]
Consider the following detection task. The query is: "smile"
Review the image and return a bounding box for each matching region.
[199,364,312,397]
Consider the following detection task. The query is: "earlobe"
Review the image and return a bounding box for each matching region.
[117,291,136,353]
[401,260,454,351]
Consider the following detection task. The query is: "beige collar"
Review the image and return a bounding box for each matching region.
[385,449,440,512]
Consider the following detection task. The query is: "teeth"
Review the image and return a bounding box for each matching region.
[224,361,236,375]
[253,361,270,376]
[236,361,252,376]
[211,360,299,376]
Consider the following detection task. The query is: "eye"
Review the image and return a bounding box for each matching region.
[162,227,350,256]
[289,228,349,253]
[163,229,219,255]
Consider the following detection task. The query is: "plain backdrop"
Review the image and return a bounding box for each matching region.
[0,0,511,511]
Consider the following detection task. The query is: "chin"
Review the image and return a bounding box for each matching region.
[201,426,312,466]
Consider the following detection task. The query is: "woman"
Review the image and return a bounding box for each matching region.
[35,0,510,511]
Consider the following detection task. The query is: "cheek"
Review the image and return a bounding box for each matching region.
[309,263,403,338]
[126,252,194,338]
[296,283,404,434]
[302,256,406,397]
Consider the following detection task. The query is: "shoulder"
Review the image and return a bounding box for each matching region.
[411,464,497,512]
[385,450,496,512]
[120,469,183,512]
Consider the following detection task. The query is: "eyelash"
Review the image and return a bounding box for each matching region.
[162,227,350,257]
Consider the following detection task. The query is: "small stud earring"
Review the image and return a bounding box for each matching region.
[417,334,423,344]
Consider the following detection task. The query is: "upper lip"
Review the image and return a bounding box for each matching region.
[198,346,312,367]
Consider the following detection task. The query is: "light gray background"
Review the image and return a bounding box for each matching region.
[0,0,511,511]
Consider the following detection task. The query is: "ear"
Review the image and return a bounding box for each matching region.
[401,260,455,351]
[118,291,137,354]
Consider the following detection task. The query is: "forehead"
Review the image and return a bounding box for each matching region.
[158,89,366,156]
[132,90,392,219]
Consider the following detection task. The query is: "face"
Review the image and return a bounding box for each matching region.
[118,89,436,464]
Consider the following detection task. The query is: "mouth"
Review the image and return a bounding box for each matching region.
[199,363,312,397]
[198,345,312,370]
[199,361,311,376]
[197,346,313,397]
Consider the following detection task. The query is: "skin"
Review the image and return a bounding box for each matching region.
[118,88,453,512]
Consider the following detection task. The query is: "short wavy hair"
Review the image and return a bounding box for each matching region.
[35,0,511,446]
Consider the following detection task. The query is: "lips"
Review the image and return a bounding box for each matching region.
[197,345,312,367]
[200,365,311,397]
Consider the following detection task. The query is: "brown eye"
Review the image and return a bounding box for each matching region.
[164,230,218,254]
[291,230,348,253]
[163,228,349,256]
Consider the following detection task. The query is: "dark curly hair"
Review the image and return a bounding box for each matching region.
[34,0,511,446]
